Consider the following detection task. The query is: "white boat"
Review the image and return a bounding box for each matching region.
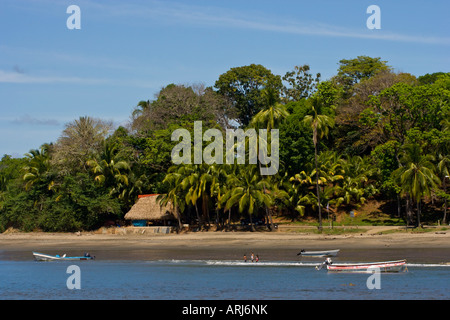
[297,249,340,257]
[320,259,407,273]
[33,252,94,261]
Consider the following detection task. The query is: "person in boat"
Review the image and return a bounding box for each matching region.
[316,258,333,270]
[296,249,305,256]
[84,252,91,257]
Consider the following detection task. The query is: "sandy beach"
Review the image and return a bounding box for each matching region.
[1,227,449,263]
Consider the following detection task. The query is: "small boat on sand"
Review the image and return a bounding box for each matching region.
[316,258,407,273]
[297,249,340,257]
[33,252,94,261]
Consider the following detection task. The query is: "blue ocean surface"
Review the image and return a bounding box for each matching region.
[0,259,449,300]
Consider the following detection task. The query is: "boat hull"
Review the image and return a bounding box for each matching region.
[326,260,406,273]
[33,252,94,261]
[300,249,340,257]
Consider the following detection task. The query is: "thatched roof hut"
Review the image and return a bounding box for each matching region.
[124,194,175,225]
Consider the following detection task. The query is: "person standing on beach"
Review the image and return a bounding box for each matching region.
[256,255,259,262]
[244,254,247,262]
[251,252,254,262]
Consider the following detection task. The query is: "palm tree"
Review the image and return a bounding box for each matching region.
[223,165,271,231]
[217,163,240,229]
[437,154,450,224]
[111,171,145,211]
[22,144,58,211]
[22,144,53,191]
[179,164,211,229]
[207,164,231,228]
[394,144,440,226]
[250,88,289,132]
[290,151,343,219]
[132,100,151,118]
[333,155,377,210]
[86,142,130,189]
[250,87,289,230]
[158,168,185,231]
[303,94,335,230]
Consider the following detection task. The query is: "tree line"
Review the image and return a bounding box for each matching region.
[0,56,448,232]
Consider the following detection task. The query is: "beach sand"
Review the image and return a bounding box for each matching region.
[1,227,449,263]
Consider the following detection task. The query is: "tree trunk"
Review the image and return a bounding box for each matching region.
[263,184,274,231]
[314,143,322,231]
[443,179,448,225]
[443,199,448,225]
[406,194,413,226]
[215,208,219,228]
[228,209,231,229]
[194,203,203,230]
[249,214,255,232]
[259,161,274,231]
[201,195,210,229]
[417,200,421,227]
[176,209,182,231]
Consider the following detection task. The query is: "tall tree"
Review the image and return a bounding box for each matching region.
[22,144,54,191]
[52,116,112,174]
[334,56,391,96]
[215,64,283,126]
[223,165,271,231]
[394,143,440,226]
[250,87,289,230]
[437,154,450,224]
[86,141,130,189]
[158,168,186,230]
[282,64,321,102]
[132,84,232,133]
[303,82,338,230]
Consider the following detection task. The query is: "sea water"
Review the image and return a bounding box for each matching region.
[0,259,448,300]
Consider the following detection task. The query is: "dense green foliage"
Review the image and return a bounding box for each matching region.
[1,57,449,232]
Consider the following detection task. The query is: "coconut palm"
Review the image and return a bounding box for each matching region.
[303,91,335,231]
[290,151,343,217]
[132,100,151,118]
[437,154,450,224]
[179,164,212,229]
[250,87,289,230]
[111,171,145,211]
[22,144,54,191]
[223,165,271,231]
[393,143,440,226]
[158,167,186,230]
[216,163,240,228]
[250,88,289,132]
[86,142,130,188]
[207,164,231,227]
[333,155,378,209]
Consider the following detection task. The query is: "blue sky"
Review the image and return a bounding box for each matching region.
[1,0,449,157]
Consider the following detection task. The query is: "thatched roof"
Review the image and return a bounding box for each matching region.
[124,194,175,221]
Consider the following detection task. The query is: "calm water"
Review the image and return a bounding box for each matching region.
[0,259,449,300]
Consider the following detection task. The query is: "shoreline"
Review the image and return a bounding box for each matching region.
[1,228,449,263]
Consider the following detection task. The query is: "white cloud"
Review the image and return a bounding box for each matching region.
[87,1,450,45]
[0,70,108,85]
[0,69,159,88]
[10,114,60,126]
